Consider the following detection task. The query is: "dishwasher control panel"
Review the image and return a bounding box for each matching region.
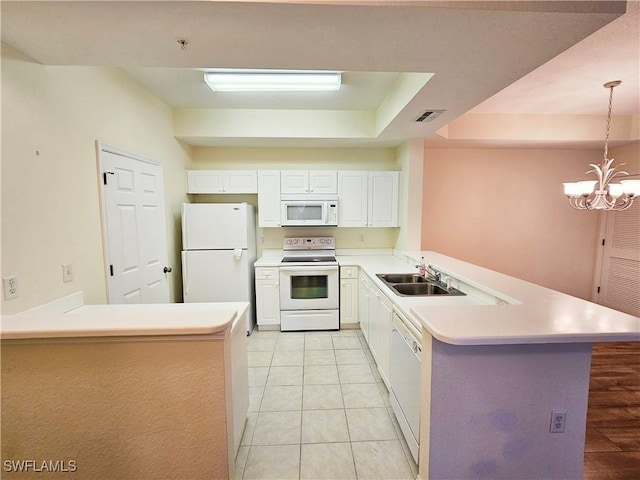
[393,314,422,359]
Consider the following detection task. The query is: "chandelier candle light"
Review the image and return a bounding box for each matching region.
[563,80,640,211]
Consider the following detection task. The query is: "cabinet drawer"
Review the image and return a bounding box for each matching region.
[340,266,359,279]
[255,267,278,280]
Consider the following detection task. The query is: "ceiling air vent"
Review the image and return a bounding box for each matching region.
[415,109,445,123]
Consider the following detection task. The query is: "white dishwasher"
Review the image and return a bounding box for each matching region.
[389,312,422,464]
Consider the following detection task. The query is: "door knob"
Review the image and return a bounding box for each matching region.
[164,266,172,273]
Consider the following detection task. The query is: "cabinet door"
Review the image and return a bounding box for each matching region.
[223,171,258,193]
[255,268,280,326]
[257,171,281,227]
[340,278,358,326]
[281,171,309,194]
[186,170,257,194]
[376,294,393,388]
[358,276,371,344]
[338,171,368,227]
[368,285,381,364]
[309,171,338,194]
[368,171,399,227]
[186,170,224,193]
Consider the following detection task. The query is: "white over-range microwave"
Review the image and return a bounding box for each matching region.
[281,196,338,227]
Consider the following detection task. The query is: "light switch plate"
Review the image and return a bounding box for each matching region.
[62,264,73,283]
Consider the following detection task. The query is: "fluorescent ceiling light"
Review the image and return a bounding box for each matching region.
[204,70,342,92]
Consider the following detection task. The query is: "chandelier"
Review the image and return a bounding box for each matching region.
[563,80,640,211]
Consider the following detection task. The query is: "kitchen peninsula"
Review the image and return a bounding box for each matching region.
[346,251,639,480]
[258,249,639,480]
[1,301,250,480]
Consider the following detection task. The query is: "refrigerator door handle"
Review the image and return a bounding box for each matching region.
[182,256,189,296]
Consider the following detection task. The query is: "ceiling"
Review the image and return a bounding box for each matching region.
[1,0,638,148]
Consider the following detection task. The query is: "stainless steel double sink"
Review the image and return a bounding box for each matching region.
[376,273,466,297]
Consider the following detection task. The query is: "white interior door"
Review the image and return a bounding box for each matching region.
[596,202,640,316]
[99,144,170,304]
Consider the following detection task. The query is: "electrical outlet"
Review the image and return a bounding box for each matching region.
[3,276,19,300]
[62,264,73,283]
[550,410,567,433]
[359,234,365,243]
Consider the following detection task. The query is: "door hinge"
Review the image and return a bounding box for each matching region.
[103,171,115,185]
[109,265,114,276]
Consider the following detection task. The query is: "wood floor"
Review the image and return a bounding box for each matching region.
[584,342,640,479]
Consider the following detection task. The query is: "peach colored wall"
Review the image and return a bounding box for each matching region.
[610,142,640,174]
[421,147,605,299]
[1,337,229,479]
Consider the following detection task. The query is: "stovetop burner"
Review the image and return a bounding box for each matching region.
[281,256,337,263]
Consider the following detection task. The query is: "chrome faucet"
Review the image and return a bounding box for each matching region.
[425,264,441,283]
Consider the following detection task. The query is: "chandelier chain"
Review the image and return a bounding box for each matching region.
[603,83,615,161]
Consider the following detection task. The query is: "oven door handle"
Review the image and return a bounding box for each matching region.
[279,266,338,274]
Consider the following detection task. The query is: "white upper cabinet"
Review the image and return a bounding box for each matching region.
[309,171,338,194]
[368,171,399,227]
[338,171,399,227]
[257,170,281,227]
[186,170,258,194]
[281,170,337,194]
[338,171,368,227]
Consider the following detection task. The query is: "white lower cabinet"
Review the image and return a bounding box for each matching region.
[373,292,393,387]
[255,267,280,328]
[358,274,372,342]
[340,266,359,327]
[360,272,392,388]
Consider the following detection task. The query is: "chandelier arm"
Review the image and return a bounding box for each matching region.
[613,197,634,211]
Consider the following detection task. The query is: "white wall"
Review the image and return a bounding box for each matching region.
[395,139,424,252]
[1,45,191,314]
[190,146,401,251]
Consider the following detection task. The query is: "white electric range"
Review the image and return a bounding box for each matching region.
[279,237,339,331]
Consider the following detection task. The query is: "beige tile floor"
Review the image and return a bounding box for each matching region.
[235,329,418,480]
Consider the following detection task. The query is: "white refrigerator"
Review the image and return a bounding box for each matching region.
[181,203,257,334]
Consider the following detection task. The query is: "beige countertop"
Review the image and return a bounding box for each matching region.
[1,302,250,340]
[350,251,639,345]
[258,249,639,345]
